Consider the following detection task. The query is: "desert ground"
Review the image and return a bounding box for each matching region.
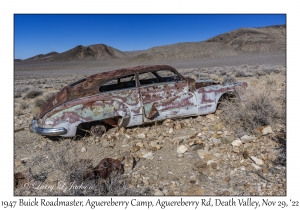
[14,51,286,196]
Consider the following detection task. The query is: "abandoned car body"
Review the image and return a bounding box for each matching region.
[30,65,247,137]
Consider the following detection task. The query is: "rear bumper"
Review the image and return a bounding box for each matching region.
[29,119,67,136]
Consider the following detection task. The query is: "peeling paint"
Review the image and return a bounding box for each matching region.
[35,65,247,137]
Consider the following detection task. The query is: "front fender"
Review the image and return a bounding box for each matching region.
[41,100,130,136]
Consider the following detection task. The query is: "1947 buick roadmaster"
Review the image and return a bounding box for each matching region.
[30,65,247,137]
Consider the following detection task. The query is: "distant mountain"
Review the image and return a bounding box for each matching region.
[26,52,59,61]
[16,25,285,63]
[128,24,286,62]
[206,24,286,52]
[22,44,126,62]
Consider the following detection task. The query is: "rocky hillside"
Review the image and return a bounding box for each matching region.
[129,25,286,62]
[23,44,126,62]
[206,25,286,52]
[16,25,285,63]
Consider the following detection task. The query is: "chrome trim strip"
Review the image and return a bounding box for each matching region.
[30,119,67,136]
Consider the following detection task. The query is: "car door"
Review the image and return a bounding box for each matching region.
[97,73,142,127]
[138,69,197,123]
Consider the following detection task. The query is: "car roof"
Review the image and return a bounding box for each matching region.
[86,65,181,82]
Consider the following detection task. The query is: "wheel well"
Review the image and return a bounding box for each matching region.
[217,91,240,109]
[75,116,128,137]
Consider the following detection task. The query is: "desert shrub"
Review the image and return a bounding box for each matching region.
[265,76,278,86]
[24,89,43,99]
[99,174,150,196]
[14,107,23,116]
[220,86,285,135]
[209,74,219,81]
[34,97,46,108]
[45,91,57,101]
[198,73,210,79]
[254,70,267,77]
[261,66,282,74]
[235,69,247,77]
[217,69,226,76]
[14,90,22,98]
[222,75,237,84]
[19,101,28,110]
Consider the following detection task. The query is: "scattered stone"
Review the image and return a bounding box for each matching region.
[177,145,188,154]
[94,137,100,143]
[193,162,208,174]
[215,110,223,115]
[221,136,234,144]
[81,147,86,152]
[250,163,262,171]
[220,190,230,196]
[232,146,240,153]
[262,165,268,174]
[136,133,146,139]
[131,146,140,153]
[210,138,222,146]
[255,125,273,135]
[136,142,144,148]
[162,119,174,128]
[125,134,131,139]
[213,153,221,158]
[241,135,255,143]
[174,123,182,130]
[190,180,196,184]
[250,156,264,166]
[231,139,242,147]
[225,176,230,182]
[182,185,204,195]
[206,114,215,120]
[244,183,251,188]
[154,189,164,196]
[124,157,134,173]
[169,128,174,134]
[120,150,130,158]
[210,162,217,169]
[193,159,206,169]
[269,167,281,174]
[119,127,126,134]
[243,151,249,159]
[197,149,211,159]
[140,151,154,160]
[186,138,204,146]
[197,174,208,182]
[142,177,150,185]
[151,140,163,150]
[204,153,212,160]
[191,144,204,151]
[195,116,202,122]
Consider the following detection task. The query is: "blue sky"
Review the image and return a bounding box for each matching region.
[14,14,286,59]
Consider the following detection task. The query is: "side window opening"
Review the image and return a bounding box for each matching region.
[139,70,182,86]
[99,74,136,92]
[139,72,159,86]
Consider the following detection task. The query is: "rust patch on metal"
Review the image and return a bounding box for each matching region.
[40,65,183,118]
[103,118,118,127]
[148,103,159,119]
[94,158,122,179]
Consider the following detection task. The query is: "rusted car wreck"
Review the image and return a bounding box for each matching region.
[30,65,247,137]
